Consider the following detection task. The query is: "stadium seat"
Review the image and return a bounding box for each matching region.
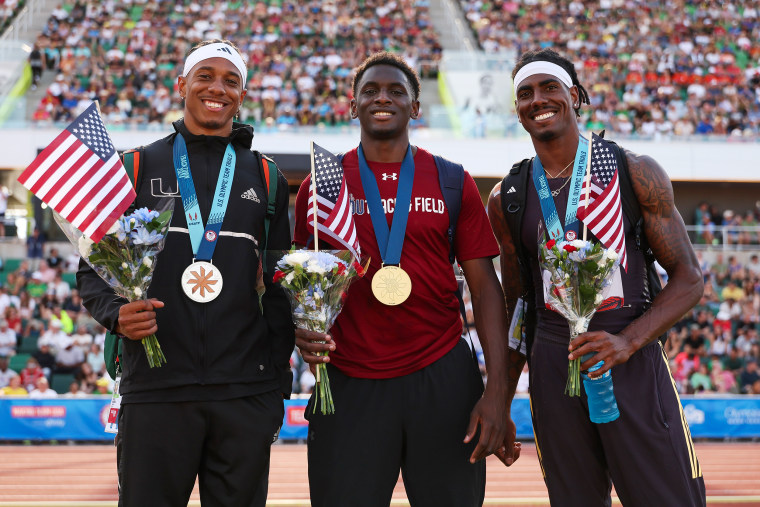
[17,336,38,355]
[9,353,31,372]
[51,373,76,395]
[61,272,76,289]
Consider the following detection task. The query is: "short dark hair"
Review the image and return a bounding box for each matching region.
[512,48,589,117]
[352,51,420,101]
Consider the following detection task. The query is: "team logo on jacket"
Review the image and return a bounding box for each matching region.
[565,230,576,241]
[205,230,217,242]
[242,187,260,203]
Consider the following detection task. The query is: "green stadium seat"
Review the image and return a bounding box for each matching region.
[51,373,76,394]
[61,272,76,289]
[17,335,38,354]
[8,353,31,372]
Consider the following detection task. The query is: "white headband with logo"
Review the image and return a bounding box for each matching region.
[513,61,573,93]
[183,42,247,87]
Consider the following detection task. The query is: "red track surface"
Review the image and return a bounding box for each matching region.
[0,442,758,506]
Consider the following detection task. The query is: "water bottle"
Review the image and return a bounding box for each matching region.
[582,354,620,423]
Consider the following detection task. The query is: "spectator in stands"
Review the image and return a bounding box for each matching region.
[739,359,760,393]
[74,361,98,394]
[26,228,45,270]
[0,356,17,388]
[0,375,27,396]
[38,319,68,354]
[19,357,45,392]
[70,324,92,352]
[46,248,63,270]
[0,319,16,357]
[0,185,8,239]
[710,360,738,394]
[748,254,760,278]
[63,380,88,398]
[29,43,44,89]
[47,271,71,302]
[29,376,58,398]
[33,342,56,379]
[55,337,84,375]
[25,272,47,299]
[690,363,714,393]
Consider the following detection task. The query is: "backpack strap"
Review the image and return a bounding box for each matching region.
[500,157,537,358]
[256,151,279,273]
[432,154,464,265]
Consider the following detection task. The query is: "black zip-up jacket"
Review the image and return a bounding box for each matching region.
[77,120,295,403]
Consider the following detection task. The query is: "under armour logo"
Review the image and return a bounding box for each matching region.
[217,46,233,54]
[506,186,517,194]
[382,173,398,181]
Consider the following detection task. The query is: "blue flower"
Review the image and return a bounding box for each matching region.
[129,208,160,224]
[130,227,164,245]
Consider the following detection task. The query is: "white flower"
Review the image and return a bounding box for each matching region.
[306,260,326,275]
[78,236,94,258]
[570,239,587,249]
[605,250,619,261]
[107,220,123,236]
[285,272,295,283]
[133,287,143,298]
[284,251,311,267]
[595,293,603,305]
[142,257,153,268]
[122,262,128,269]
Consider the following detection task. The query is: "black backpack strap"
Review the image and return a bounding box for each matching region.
[500,157,537,358]
[433,154,464,265]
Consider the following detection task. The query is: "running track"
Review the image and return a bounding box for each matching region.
[0,443,758,506]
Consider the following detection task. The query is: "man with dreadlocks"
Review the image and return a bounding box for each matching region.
[487,48,707,505]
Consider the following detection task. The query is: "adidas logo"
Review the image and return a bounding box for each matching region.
[506,186,517,194]
[242,188,260,203]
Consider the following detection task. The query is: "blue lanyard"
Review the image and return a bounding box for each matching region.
[532,135,588,241]
[357,144,415,265]
[172,133,236,261]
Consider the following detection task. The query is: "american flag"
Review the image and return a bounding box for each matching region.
[306,142,360,259]
[18,102,135,243]
[576,133,628,271]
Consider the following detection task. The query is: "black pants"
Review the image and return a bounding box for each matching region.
[307,338,486,507]
[117,391,283,507]
[530,339,706,506]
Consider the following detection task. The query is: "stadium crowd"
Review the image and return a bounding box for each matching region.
[459,0,760,137]
[0,0,21,33]
[28,0,440,129]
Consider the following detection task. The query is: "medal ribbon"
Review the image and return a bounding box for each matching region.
[357,144,415,265]
[532,135,588,241]
[172,133,237,261]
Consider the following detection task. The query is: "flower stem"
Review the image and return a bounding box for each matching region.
[141,334,167,368]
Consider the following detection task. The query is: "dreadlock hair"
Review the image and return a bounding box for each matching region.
[512,48,590,117]
[352,51,421,101]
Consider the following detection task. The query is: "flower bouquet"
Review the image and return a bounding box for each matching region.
[273,249,366,414]
[538,238,620,396]
[54,200,174,367]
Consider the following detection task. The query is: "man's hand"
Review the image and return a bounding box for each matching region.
[493,416,522,467]
[115,299,164,341]
[568,330,635,378]
[464,389,508,463]
[295,328,335,373]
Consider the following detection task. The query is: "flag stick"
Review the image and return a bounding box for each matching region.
[310,141,319,252]
[582,134,593,242]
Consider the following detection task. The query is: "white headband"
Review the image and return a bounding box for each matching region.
[183,42,247,87]
[513,61,573,93]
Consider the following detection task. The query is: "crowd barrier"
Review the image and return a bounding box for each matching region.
[1,395,759,441]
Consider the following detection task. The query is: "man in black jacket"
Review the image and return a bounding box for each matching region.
[77,39,294,506]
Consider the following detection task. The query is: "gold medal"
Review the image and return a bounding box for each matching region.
[371,265,412,306]
[181,261,223,303]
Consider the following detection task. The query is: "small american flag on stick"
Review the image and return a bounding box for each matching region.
[576,133,628,271]
[18,102,135,243]
[307,142,360,259]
